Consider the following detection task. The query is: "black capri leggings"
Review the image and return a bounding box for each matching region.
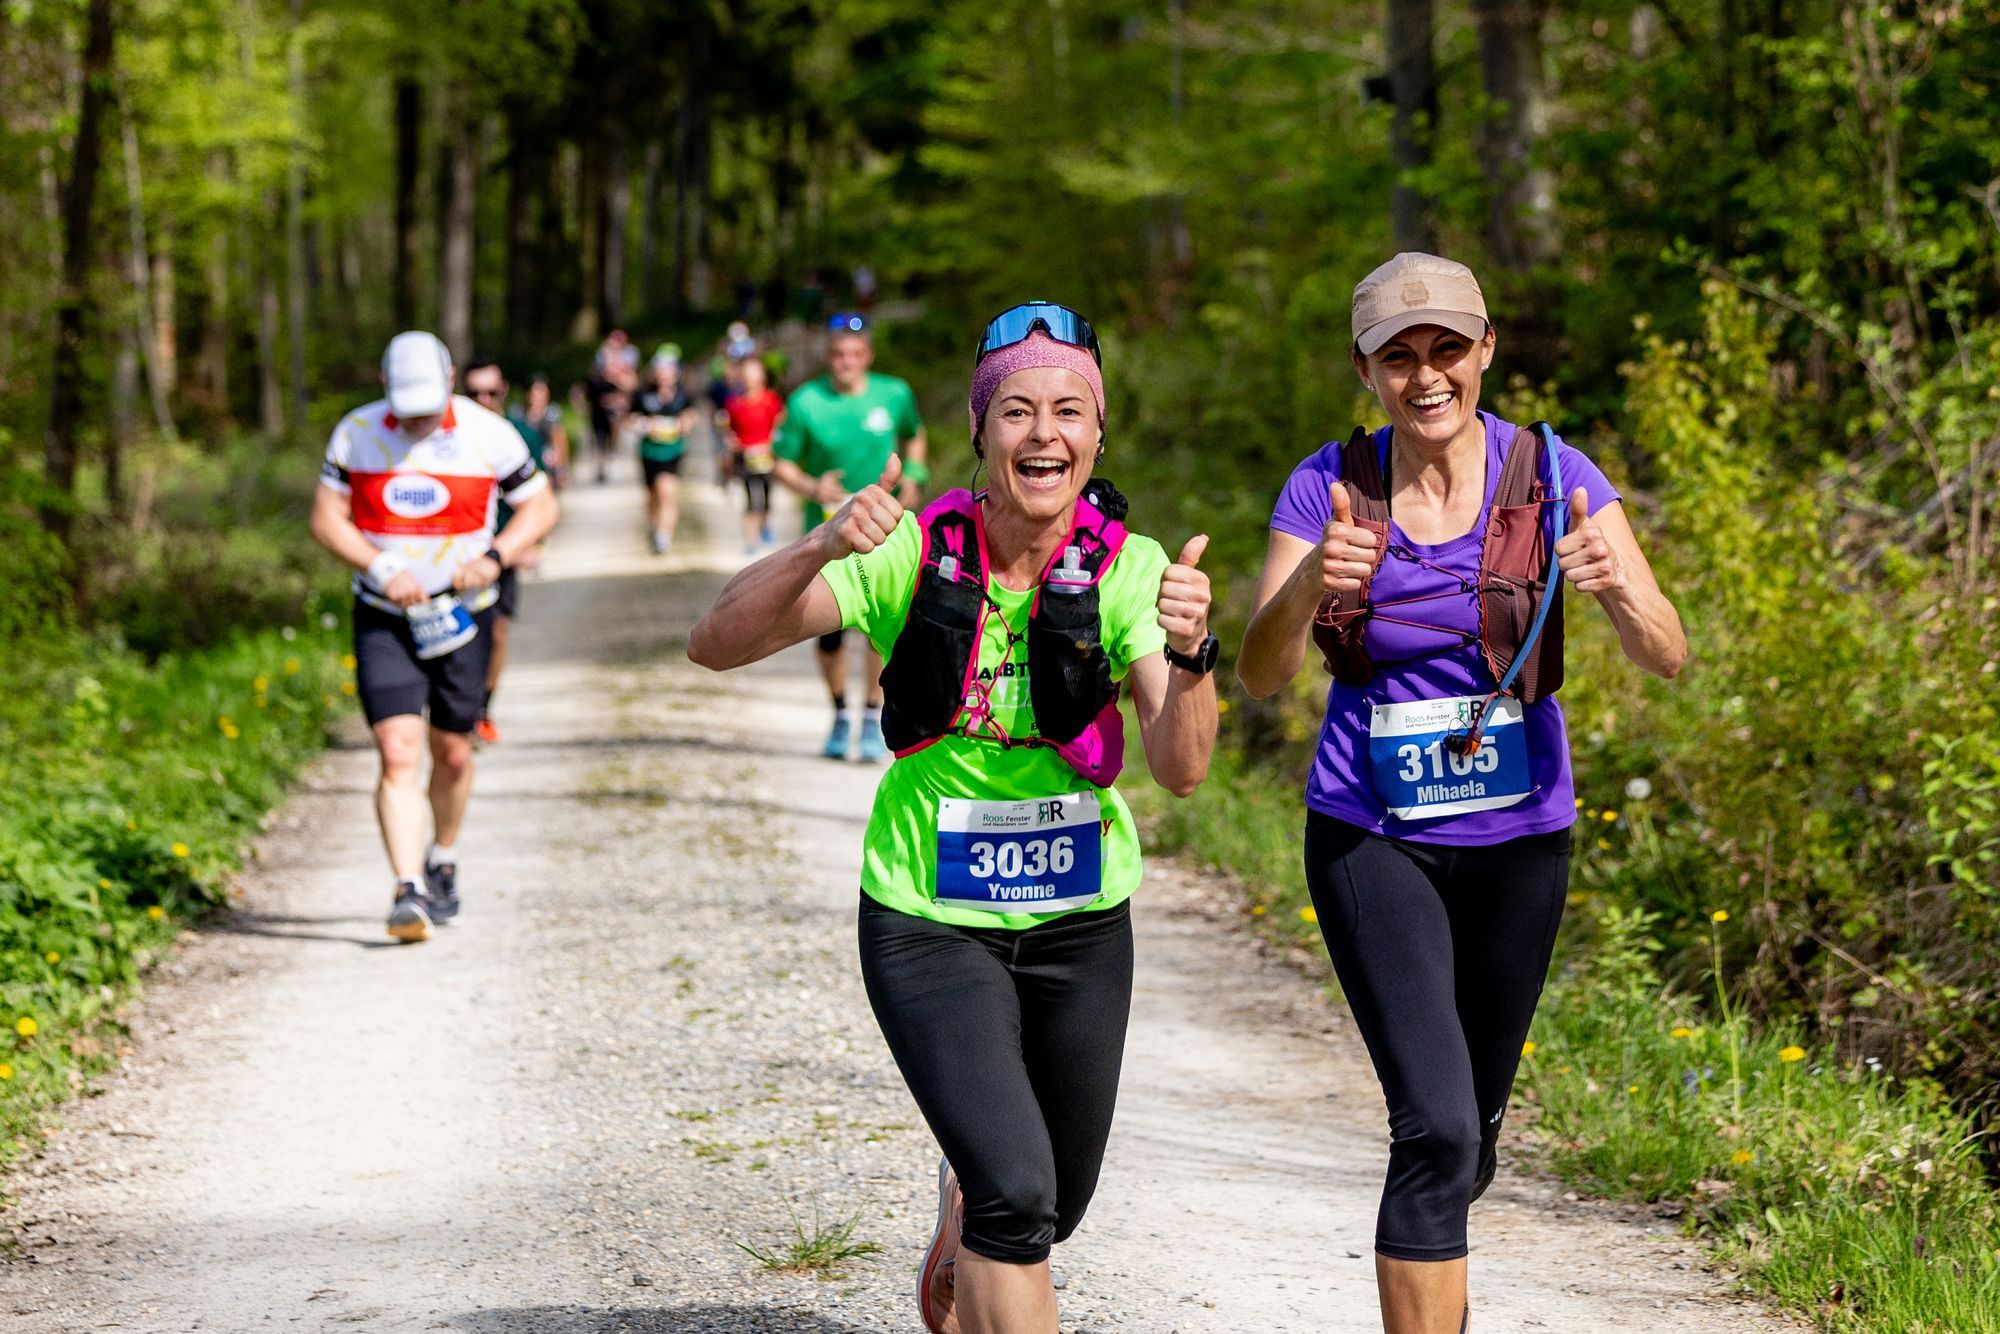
[857,894,1133,1265]
[1304,812,1570,1262]
[742,471,772,515]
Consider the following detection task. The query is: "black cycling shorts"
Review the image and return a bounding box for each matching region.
[742,471,773,514]
[493,567,519,619]
[858,895,1133,1265]
[642,455,683,488]
[353,600,496,735]
[816,628,847,654]
[1303,812,1570,1261]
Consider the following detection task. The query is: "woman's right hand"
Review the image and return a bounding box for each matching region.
[1319,482,1380,592]
[821,455,905,558]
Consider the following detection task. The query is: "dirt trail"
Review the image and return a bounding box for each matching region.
[1,452,1789,1331]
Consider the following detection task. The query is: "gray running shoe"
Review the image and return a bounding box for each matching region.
[386,880,433,943]
[426,861,460,924]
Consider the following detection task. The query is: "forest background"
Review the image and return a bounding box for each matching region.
[2,1,1999,1328]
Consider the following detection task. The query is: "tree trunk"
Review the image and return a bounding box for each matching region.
[505,122,543,340]
[199,174,231,420]
[45,0,115,520]
[152,226,176,392]
[438,91,479,365]
[1473,0,1557,271]
[119,99,176,441]
[638,134,665,315]
[598,131,630,330]
[393,75,422,327]
[255,198,285,437]
[285,0,309,431]
[1386,0,1437,253]
[672,21,714,310]
[109,328,137,511]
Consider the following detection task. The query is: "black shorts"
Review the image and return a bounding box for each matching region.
[816,629,847,653]
[493,567,519,619]
[642,455,683,487]
[353,600,496,734]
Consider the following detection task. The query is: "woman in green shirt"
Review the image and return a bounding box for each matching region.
[690,304,1218,1333]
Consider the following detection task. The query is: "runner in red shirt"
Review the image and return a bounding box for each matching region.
[310,332,560,942]
[721,356,786,553]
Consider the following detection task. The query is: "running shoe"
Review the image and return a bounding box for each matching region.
[473,716,501,745]
[917,1156,963,1334]
[651,531,672,556]
[858,714,887,763]
[426,860,461,924]
[822,715,851,761]
[385,881,433,943]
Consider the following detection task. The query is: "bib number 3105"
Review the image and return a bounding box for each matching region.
[1368,694,1531,822]
[935,793,1103,914]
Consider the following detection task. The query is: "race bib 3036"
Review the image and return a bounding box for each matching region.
[934,793,1103,914]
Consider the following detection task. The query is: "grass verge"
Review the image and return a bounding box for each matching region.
[0,608,350,1168]
[1127,750,2000,1333]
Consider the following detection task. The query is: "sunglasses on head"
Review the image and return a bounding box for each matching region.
[976,302,1100,366]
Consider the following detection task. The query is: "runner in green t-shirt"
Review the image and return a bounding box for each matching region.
[773,314,929,763]
[687,306,1218,1334]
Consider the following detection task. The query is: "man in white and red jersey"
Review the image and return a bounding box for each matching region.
[310,331,559,942]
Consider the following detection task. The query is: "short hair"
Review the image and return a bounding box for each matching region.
[462,359,505,383]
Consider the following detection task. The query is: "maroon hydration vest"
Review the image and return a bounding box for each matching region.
[1311,421,1564,704]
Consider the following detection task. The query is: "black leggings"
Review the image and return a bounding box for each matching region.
[742,471,772,515]
[857,894,1133,1265]
[1303,812,1570,1262]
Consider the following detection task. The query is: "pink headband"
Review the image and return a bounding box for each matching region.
[967,332,1106,439]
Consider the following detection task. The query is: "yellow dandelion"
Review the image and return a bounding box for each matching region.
[340,681,357,696]
[1521,1041,1537,1057]
[1628,1084,1639,1094]
[1731,1150,1756,1166]
[1298,905,1318,924]
[1711,909,1729,923]
[1670,1026,1695,1039]
[1601,809,1618,823]
[125,819,137,831]
[284,657,302,675]
[253,676,269,692]
[172,842,190,858]
[1779,1046,1806,1064]
[219,719,240,740]
[44,952,59,965]
[0,1064,12,1081]
[1586,809,1599,820]
[15,1017,38,1038]
[1596,838,1612,850]
[1216,698,1231,714]
[98,878,112,890]
[1574,798,1585,809]
[1250,905,1267,917]
[146,906,165,921]
[340,653,358,670]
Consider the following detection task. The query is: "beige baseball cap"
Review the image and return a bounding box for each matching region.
[1351,252,1489,355]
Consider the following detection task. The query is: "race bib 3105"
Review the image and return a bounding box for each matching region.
[1368,695,1531,822]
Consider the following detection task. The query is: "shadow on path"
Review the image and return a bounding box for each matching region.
[452,1304,866,1333]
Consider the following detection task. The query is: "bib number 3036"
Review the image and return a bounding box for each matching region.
[935,793,1103,914]
[1368,694,1531,822]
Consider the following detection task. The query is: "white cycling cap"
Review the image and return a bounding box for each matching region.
[382,331,454,417]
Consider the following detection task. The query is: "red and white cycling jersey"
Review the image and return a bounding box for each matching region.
[320,396,547,611]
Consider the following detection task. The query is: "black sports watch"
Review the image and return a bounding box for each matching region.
[483,546,508,570]
[1164,633,1220,676]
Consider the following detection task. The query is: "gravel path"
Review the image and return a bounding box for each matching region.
[1,452,1791,1331]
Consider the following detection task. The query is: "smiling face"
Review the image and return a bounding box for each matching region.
[979,366,1100,524]
[1352,323,1496,448]
[827,332,873,393]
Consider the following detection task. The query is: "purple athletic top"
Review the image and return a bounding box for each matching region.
[1269,412,1620,846]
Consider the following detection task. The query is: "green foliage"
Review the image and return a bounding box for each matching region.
[0,614,348,1156]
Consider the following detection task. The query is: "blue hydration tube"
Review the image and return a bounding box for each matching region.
[1489,420,1566,699]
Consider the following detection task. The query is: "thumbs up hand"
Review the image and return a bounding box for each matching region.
[1320,480,1380,593]
[1157,534,1214,656]
[1554,487,1623,592]
[821,454,907,559]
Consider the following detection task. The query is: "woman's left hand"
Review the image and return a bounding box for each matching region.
[1555,489,1626,593]
[1157,534,1213,655]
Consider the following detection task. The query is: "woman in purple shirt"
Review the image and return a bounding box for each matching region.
[1239,253,1686,1334]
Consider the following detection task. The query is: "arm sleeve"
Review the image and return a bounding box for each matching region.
[1102,535,1171,673]
[1270,443,1340,544]
[319,419,354,492]
[485,415,544,502]
[819,516,920,656]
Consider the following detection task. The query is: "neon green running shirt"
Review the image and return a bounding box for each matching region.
[819,511,1169,928]
[776,373,922,528]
